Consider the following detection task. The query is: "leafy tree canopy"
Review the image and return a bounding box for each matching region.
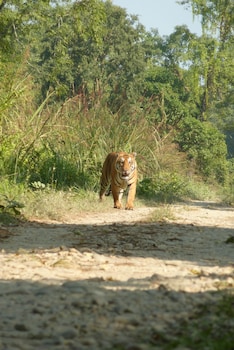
[0,0,233,187]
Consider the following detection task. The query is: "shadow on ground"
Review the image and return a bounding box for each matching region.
[0,278,233,350]
[1,219,234,267]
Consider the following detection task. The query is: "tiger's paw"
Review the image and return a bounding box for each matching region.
[125,204,134,210]
[114,202,122,209]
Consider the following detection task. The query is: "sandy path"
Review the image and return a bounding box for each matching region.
[0,201,233,349]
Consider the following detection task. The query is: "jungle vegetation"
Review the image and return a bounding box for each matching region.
[0,0,233,208]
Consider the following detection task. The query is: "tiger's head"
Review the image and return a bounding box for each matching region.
[115,152,137,180]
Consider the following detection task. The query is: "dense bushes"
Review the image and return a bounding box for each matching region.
[176,117,229,184]
[0,91,231,201]
[138,172,187,202]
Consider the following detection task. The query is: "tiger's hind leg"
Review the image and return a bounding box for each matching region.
[99,186,108,201]
[99,154,113,201]
[99,176,110,202]
[105,186,111,196]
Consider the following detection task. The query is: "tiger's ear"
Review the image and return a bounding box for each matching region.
[132,152,137,158]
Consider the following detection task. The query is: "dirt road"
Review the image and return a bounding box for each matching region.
[0,201,233,349]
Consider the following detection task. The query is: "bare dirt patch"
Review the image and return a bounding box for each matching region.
[0,201,233,349]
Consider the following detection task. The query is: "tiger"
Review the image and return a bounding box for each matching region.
[99,152,137,210]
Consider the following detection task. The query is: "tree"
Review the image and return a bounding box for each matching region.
[178,0,234,122]
[30,0,147,111]
[141,26,200,131]
[26,0,107,100]
[179,0,234,43]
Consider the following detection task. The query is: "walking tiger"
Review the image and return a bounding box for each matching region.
[99,152,137,210]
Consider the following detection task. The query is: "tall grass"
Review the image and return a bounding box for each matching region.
[0,87,161,191]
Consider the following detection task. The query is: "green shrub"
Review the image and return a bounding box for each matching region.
[0,179,26,224]
[138,172,187,202]
[176,117,229,184]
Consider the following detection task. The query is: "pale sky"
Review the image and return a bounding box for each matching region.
[112,0,202,36]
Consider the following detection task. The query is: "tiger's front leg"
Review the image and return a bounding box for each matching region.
[125,182,136,210]
[112,185,124,209]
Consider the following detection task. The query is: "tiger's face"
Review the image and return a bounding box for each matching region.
[115,152,137,180]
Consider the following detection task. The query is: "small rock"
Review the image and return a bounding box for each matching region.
[61,328,77,339]
[14,323,29,331]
